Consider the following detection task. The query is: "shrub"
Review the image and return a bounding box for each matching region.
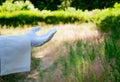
[0,11,41,26]
[0,10,88,27]
[114,2,120,8]
[90,8,120,39]
[91,8,120,31]
[0,1,37,12]
[44,10,87,24]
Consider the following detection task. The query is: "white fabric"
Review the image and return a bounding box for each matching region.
[0,35,31,75]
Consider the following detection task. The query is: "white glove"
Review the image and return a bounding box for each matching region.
[25,26,57,47]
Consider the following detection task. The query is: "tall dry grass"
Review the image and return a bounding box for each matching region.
[2,23,119,82]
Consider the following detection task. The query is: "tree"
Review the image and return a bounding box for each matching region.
[58,0,72,10]
[71,0,120,10]
[30,0,61,10]
[0,0,5,5]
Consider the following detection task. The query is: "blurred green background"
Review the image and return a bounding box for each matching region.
[0,0,120,82]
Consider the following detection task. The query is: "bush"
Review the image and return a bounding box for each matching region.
[1,2,120,32]
[114,2,120,8]
[0,10,88,26]
[44,10,87,24]
[0,1,37,12]
[91,8,120,31]
[0,11,41,26]
[90,8,120,39]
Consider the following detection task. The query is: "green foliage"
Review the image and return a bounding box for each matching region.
[0,0,119,11]
[0,11,41,26]
[104,37,120,81]
[100,10,120,31]
[0,1,120,32]
[44,10,87,24]
[58,0,72,10]
[0,10,88,26]
[114,2,120,8]
[0,1,37,12]
[29,0,120,10]
[72,0,120,10]
[30,0,61,10]
[0,0,5,5]
[91,8,120,35]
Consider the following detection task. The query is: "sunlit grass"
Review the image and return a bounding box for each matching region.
[0,23,119,82]
[37,37,119,82]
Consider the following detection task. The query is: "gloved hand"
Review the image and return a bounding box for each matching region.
[25,26,57,47]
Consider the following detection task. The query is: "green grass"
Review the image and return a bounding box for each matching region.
[36,36,120,82]
[57,41,100,82]
[0,23,120,82]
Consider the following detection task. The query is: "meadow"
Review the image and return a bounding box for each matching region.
[0,23,120,82]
